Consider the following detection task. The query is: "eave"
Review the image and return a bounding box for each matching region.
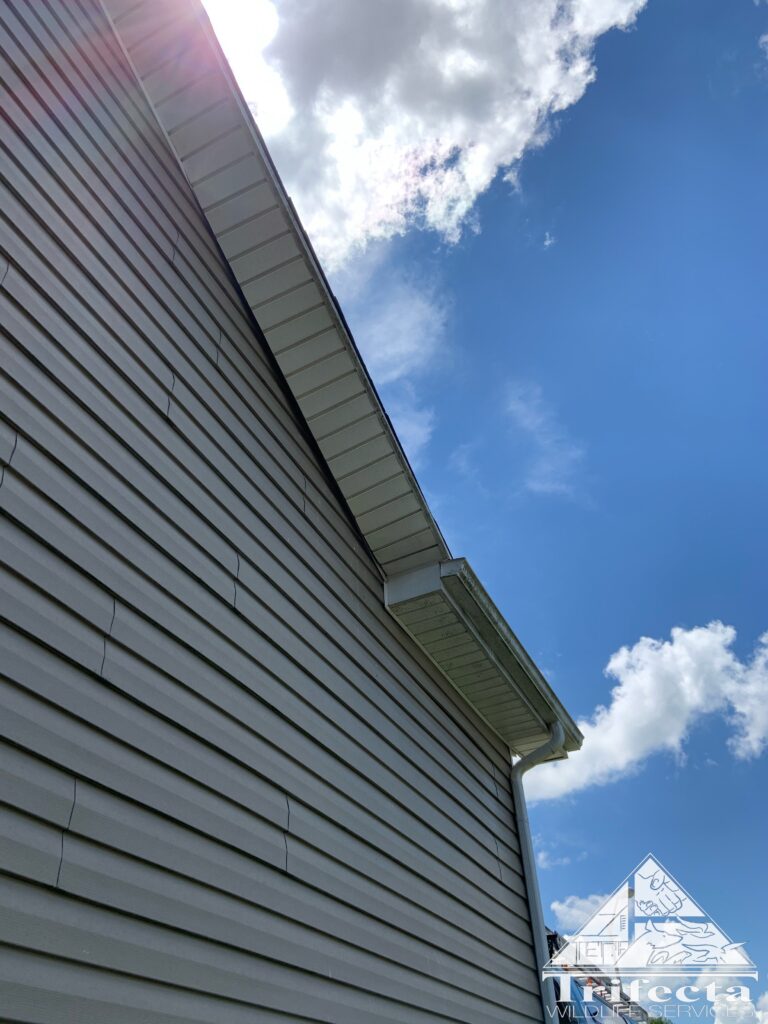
[386,561,582,758]
[103,0,583,759]
[102,0,449,578]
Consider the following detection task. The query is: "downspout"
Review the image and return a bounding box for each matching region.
[511,721,566,1024]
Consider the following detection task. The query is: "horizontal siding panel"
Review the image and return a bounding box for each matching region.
[51,844,532,1023]
[0,1,543,1020]
[0,945,327,1024]
[0,741,75,827]
[0,452,524,897]
[0,564,106,672]
[0,407,515,841]
[0,680,288,873]
[0,804,63,886]
[62,778,534,990]
[0,7,303,419]
[0,515,114,632]
[0,634,290,841]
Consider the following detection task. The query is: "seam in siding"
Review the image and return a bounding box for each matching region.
[99,596,117,676]
[284,793,291,873]
[169,225,180,264]
[55,775,77,888]
[166,369,176,418]
[493,835,503,883]
[0,427,19,489]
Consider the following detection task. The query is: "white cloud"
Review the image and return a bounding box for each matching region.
[506,381,585,496]
[537,848,571,869]
[713,990,768,1024]
[526,623,768,802]
[551,892,608,933]
[384,384,436,466]
[335,258,448,388]
[331,245,446,464]
[759,33,768,59]
[206,0,649,269]
[203,0,294,136]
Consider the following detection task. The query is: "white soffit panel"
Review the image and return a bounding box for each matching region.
[385,560,583,757]
[102,0,449,578]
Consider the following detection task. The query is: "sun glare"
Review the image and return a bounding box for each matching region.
[202,0,294,135]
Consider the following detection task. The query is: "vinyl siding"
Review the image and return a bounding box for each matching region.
[0,1,543,1021]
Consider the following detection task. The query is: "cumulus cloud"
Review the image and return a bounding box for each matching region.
[713,990,768,1024]
[205,0,648,268]
[537,848,571,869]
[331,245,447,463]
[507,381,585,496]
[383,385,436,465]
[551,892,609,933]
[335,259,448,388]
[759,33,768,59]
[526,623,768,802]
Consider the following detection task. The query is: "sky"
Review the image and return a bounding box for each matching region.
[204,0,768,1014]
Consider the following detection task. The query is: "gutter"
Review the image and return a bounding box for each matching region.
[511,721,566,1024]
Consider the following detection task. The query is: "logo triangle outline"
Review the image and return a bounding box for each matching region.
[543,853,756,978]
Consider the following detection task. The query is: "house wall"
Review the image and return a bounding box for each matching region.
[0,1,542,1020]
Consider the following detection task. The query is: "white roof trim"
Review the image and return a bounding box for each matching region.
[386,560,582,756]
[103,0,582,754]
[102,0,449,578]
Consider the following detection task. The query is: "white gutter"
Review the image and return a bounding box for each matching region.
[511,721,566,1024]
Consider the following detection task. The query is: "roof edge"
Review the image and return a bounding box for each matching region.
[103,0,583,756]
[386,559,583,755]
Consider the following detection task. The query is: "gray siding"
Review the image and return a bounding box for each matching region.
[0,1,542,1021]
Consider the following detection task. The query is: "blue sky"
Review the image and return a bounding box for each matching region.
[207,0,767,1007]
[398,1,768,983]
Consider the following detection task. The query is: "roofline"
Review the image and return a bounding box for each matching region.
[103,0,583,757]
[193,0,452,569]
[386,559,583,754]
[442,560,582,752]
